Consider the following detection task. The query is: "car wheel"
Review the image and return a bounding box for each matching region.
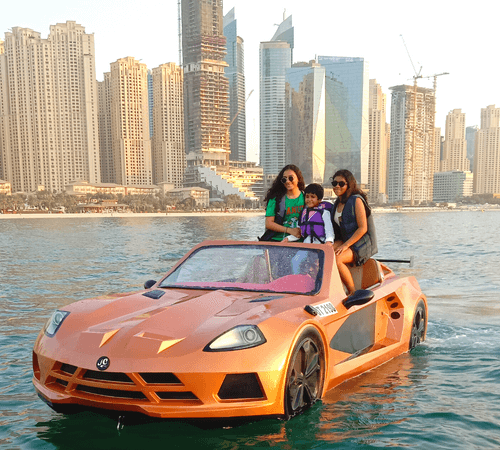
[284,328,325,419]
[409,299,427,350]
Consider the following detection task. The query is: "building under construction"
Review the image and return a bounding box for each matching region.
[388,85,436,204]
[181,0,230,170]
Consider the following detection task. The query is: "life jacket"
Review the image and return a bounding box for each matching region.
[299,207,326,243]
[331,194,378,265]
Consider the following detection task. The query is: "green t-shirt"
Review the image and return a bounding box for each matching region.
[265,193,305,241]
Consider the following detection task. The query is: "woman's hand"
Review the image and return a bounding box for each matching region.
[335,243,349,255]
[288,227,301,239]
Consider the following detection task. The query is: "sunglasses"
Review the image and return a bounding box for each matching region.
[281,176,295,184]
[331,180,347,187]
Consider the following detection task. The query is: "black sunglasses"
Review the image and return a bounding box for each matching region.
[281,176,295,184]
[332,180,347,187]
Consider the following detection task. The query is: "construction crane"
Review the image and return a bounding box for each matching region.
[421,72,449,201]
[400,35,449,205]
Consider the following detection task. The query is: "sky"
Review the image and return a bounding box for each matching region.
[2,0,499,163]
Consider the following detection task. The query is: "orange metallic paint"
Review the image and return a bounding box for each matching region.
[33,240,427,420]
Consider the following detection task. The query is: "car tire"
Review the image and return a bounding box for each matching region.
[283,327,325,419]
[409,299,427,351]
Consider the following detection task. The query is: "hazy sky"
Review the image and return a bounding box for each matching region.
[2,0,498,162]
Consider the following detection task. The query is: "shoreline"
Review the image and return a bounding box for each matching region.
[0,211,265,219]
[1,206,499,219]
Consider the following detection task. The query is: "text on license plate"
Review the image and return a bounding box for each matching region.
[313,302,338,317]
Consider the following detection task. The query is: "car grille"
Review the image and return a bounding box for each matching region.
[45,360,200,404]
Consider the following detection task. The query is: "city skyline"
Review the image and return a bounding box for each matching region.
[2,0,499,164]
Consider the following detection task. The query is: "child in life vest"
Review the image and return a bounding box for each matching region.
[285,183,334,244]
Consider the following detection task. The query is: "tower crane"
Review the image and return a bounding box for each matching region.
[400,35,449,205]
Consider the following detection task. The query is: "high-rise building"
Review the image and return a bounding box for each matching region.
[474,105,500,194]
[271,14,294,63]
[97,73,113,183]
[368,79,387,203]
[259,15,293,178]
[388,85,436,204]
[99,57,152,186]
[441,109,470,172]
[259,40,291,177]
[148,70,154,139]
[223,7,246,162]
[286,61,326,184]
[466,125,478,169]
[181,0,230,169]
[318,56,369,185]
[433,170,473,202]
[432,128,442,174]
[0,22,100,193]
[151,63,185,188]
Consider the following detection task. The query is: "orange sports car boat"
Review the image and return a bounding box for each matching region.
[33,240,427,420]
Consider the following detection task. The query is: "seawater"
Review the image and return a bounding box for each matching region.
[1,211,499,449]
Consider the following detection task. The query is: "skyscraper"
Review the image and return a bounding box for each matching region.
[223,7,246,162]
[259,15,293,177]
[388,85,436,204]
[466,125,478,169]
[474,105,500,194]
[441,109,470,172]
[367,79,388,203]
[99,57,152,186]
[271,15,294,63]
[0,22,100,193]
[97,73,113,183]
[318,56,369,185]
[181,0,230,169]
[286,61,326,184]
[151,63,185,188]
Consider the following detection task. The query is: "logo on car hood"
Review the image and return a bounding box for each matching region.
[96,356,110,371]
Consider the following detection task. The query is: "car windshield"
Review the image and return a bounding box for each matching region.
[159,245,323,295]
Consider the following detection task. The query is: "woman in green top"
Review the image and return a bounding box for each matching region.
[263,164,305,241]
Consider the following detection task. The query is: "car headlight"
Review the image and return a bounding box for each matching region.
[204,325,266,352]
[44,310,70,337]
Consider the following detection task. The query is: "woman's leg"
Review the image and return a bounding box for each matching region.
[336,247,356,295]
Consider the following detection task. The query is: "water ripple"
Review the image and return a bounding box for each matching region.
[1,212,500,449]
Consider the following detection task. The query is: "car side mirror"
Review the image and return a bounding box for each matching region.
[144,280,156,289]
[342,289,375,309]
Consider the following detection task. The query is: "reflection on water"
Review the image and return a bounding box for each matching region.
[1,212,500,449]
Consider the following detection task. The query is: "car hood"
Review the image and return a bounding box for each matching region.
[49,288,291,363]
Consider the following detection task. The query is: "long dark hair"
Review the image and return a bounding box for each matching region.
[264,164,305,203]
[332,169,368,205]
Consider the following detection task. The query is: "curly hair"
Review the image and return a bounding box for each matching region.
[264,164,305,204]
[331,169,368,205]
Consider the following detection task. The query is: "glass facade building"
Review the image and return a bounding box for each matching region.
[259,16,293,177]
[223,7,246,162]
[466,125,478,170]
[317,56,369,184]
[286,62,326,184]
[260,41,292,175]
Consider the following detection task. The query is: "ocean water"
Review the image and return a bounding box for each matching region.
[1,211,499,449]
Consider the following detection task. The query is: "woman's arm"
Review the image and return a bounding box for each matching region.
[265,216,301,238]
[335,197,368,253]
